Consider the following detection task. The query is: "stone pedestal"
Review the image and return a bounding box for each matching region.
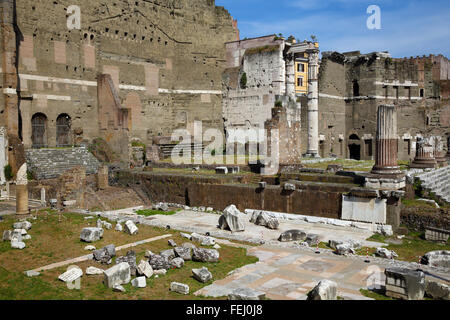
[15,163,28,215]
[371,105,402,175]
[97,165,109,190]
[305,49,320,158]
[434,137,447,167]
[410,138,437,169]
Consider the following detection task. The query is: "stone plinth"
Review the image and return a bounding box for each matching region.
[371,105,402,175]
[385,268,425,300]
[410,138,437,169]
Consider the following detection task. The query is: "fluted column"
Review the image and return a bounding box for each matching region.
[371,105,402,175]
[305,49,320,157]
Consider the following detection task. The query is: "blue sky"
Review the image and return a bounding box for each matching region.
[216,0,450,58]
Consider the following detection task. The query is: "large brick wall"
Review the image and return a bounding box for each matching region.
[3,0,239,160]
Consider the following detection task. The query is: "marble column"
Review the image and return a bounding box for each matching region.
[410,137,437,169]
[16,163,29,215]
[305,49,320,158]
[371,105,402,175]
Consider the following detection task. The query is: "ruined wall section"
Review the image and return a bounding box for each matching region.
[13,0,238,153]
[223,36,285,134]
[315,52,346,157]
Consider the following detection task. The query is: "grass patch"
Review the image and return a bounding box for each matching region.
[360,289,394,300]
[364,232,450,262]
[136,209,179,217]
[0,212,257,300]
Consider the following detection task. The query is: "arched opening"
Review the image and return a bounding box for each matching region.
[31,113,48,149]
[353,80,360,97]
[56,114,72,147]
[348,134,361,160]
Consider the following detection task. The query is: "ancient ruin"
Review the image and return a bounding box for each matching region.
[0,0,449,303]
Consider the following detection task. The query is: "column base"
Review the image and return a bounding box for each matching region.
[303,152,321,159]
[410,157,438,169]
[371,165,403,175]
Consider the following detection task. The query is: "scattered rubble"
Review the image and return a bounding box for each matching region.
[93,244,116,264]
[116,251,138,276]
[250,211,279,230]
[376,247,399,260]
[385,268,425,300]
[80,227,103,243]
[278,230,306,242]
[192,267,213,283]
[228,288,266,300]
[124,220,138,235]
[137,260,153,278]
[149,255,170,270]
[422,251,450,268]
[131,276,147,288]
[58,266,83,283]
[425,280,450,300]
[86,266,104,275]
[170,282,189,295]
[104,262,131,288]
[218,205,245,232]
[192,248,220,263]
[307,280,338,300]
[174,247,193,261]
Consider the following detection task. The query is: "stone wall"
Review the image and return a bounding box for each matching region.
[2,0,239,161]
[26,146,100,180]
[223,36,285,134]
[317,51,450,161]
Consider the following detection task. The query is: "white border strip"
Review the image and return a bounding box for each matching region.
[19,73,221,95]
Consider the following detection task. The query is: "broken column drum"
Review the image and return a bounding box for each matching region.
[16,163,29,215]
[371,105,402,175]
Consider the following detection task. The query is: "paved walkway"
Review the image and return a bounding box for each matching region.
[195,244,382,300]
[140,210,385,248]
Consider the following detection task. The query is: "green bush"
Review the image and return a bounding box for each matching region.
[3,165,13,181]
[275,100,283,108]
[240,72,247,89]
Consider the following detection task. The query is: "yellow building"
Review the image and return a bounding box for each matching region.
[295,56,309,95]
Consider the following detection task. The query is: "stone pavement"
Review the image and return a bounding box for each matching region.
[195,244,380,300]
[140,210,386,248]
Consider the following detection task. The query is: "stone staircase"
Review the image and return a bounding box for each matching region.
[415,166,450,204]
[26,147,100,180]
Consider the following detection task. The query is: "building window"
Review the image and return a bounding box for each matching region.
[31,113,48,149]
[407,87,411,100]
[297,63,305,72]
[383,85,388,100]
[420,88,424,98]
[394,86,399,100]
[56,114,72,147]
[353,80,360,97]
[297,77,304,87]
